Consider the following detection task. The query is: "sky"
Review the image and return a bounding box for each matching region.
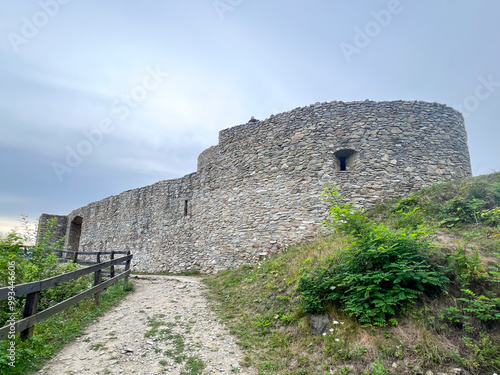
[1,0,499,234]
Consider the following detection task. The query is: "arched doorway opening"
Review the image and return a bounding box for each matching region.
[68,216,83,252]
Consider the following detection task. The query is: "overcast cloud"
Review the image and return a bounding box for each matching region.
[1,0,499,234]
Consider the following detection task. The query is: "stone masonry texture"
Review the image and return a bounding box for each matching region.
[38,100,472,273]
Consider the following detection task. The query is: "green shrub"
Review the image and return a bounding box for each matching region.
[0,218,91,327]
[460,289,500,322]
[447,246,489,286]
[462,333,500,373]
[481,207,500,226]
[366,358,389,375]
[298,187,449,326]
[442,289,500,331]
[442,196,485,226]
[377,173,500,229]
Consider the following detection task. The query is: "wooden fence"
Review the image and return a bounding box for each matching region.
[0,251,132,341]
[53,249,129,275]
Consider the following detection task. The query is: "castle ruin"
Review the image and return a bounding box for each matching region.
[38,100,472,273]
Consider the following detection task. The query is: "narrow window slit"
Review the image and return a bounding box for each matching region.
[339,156,347,171]
[334,149,356,172]
[184,200,188,216]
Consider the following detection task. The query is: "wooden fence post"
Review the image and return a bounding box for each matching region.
[20,291,40,340]
[124,250,131,284]
[110,251,115,278]
[94,252,102,305]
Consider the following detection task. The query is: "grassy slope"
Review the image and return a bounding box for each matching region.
[203,172,500,375]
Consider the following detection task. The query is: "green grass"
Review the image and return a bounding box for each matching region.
[131,269,201,276]
[143,313,206,373]
[203,172,500,375]
[180,355,206,375]
[0,280,134,374]
[89,342,108,351]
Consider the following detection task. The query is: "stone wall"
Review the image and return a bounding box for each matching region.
[39,100,472,273]
[37,214,67,246]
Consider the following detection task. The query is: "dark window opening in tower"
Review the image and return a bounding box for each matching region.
[334,149,356,172]
[184,200,188,216]
[339,156,347,171]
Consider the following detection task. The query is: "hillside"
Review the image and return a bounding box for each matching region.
[203,172,500,375]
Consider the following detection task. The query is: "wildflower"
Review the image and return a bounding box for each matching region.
[322,332,326,336]
[329,328,334,332]
[333,320,339,325]
[329,286,336,290]
[335,338,340,342]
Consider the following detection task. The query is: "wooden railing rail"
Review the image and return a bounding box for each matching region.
[52,249,129,268]
[0,252,132,341]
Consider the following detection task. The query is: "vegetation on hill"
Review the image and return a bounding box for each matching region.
[204,172,500,375]
[0,218,91,328]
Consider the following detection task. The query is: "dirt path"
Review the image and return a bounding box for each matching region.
[36,275,256,375]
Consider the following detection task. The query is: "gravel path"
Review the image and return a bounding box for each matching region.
[36,275,256,375]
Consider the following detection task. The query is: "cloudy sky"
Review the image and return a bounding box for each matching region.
[1,1,499,234]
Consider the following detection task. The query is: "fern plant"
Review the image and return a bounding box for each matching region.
[298,187,449,326]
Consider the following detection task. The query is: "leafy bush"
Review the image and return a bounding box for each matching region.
[0,218,91,327]
[366,358,389,375]
[298,187,449,326]
[447,246,490,286]
[442,196,485,226]
[459,289,500,322]
[371,172,500,230]
[462,333,500,373]
[481,207,500,226]
[441,289,500,332]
